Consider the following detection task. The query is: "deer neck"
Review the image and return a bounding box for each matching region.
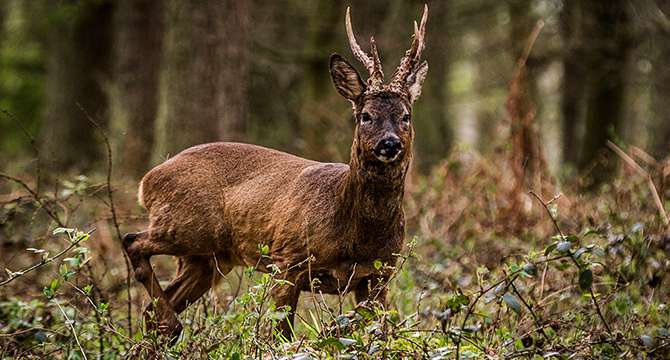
[341,145,408,227]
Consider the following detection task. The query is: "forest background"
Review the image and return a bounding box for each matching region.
[1,0,670,358]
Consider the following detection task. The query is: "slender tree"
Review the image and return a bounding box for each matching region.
[114,0,164,178]
[559,0,586,167]
[578,0,632,185]
[507,0,548,192]
[299,0,344,161]
[39,1,114,170]
[412,0,453,168]
[650,1,670,158]
[158,0,248,158]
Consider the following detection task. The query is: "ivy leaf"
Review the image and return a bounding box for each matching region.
[556,241,572,253]
[579,269,593,292]
[523,263,537,277]
[639,335,655,349]
[503,293,522,315]
[572,247,588,260]
[338,338,357,347]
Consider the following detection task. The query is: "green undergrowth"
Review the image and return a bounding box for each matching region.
[1,154,669,358]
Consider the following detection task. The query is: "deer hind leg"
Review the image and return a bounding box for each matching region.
[163,254,230,314]
[123,231,182,338]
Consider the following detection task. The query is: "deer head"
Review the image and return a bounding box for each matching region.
[330,5,428,169]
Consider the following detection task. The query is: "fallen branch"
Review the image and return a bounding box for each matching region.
[606,140,669,228]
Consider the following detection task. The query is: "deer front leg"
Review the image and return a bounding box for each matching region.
[270,270,304,340]
[354,275,389,308]
[123,231,181,338]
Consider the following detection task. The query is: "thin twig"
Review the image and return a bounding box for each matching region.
[0,173,63,226]
[529,190,621,352]
[510,281,550,343]
[0,228,95,287]
[0,109,42,194]
[606,140,669,228]
[54,299,88,360]
[76,103,134,336]
[529,191,565,240]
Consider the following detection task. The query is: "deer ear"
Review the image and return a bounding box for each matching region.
[330,54,366,101]
[406,61,428,103]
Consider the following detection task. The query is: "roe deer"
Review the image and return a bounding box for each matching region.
[123,5,429,340]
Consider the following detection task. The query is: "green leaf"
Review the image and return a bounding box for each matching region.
[446,293,470,313]
[83,284,93,295]
[316,337,345,350]
[50,279,60,292]
[544,242,558,256]
[565,234,579,242]
[579,269,593,292]
[259,244,269,256]
[52,227,71,235]
[373,259,383,270]
[98,302,109,313]
[503,293,522,315]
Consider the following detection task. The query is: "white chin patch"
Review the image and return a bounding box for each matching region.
[374,150,401,163]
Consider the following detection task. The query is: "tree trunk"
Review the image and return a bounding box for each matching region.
[413,0,453,169]
[159,0,248,158]
[578,0,632,185]
[559,0,586,167]
[650,1,670,159]
[299,0,344,161]
[40,1,114,171]
[115,0,164,178]
[507,0,548,193]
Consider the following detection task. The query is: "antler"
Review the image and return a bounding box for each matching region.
[346,7,384,92]
[390,4,428,93]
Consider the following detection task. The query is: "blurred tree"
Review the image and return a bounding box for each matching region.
[559,0,586,167]
[412,0,453,168]
[158,0,248,158]
[578,0,632,185]
[114,0,164,178]
[650,0,670,158]
[299,1,344,161]
[39,0,114,171]
[507,0,549,193]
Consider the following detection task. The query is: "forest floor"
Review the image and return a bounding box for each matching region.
[1,149,669,359]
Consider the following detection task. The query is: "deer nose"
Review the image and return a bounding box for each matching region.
[374,136,402,159]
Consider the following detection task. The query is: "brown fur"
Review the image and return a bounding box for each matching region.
[123,7,428,340]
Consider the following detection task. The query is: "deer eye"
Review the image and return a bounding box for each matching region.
[360,112,372,124]
[401,114,411,123]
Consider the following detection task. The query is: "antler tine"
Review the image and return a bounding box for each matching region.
[391,4,428,91]
[345,7,374,71]
[414,4,428,61]
[369,36,384,80]
[346,7,383,89]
